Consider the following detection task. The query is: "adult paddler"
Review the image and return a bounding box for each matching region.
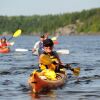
[32,35,45,56]
[0,37,11,48]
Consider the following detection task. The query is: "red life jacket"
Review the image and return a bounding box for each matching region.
[0,42,8,48]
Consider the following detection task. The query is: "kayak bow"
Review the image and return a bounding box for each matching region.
[28,69,67,93]
[0,47,10,53]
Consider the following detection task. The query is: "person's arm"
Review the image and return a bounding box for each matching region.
[56,56,62,65]
[6,42,15,46]
[32,41,40,52]
[53,51,63,65]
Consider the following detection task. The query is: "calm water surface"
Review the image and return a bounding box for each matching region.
[0,35,100,100]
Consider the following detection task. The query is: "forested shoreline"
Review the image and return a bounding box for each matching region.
[0,8,100,35]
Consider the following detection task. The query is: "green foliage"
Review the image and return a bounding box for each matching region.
[0,8,100,35]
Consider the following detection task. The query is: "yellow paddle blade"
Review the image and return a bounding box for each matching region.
[72,67,80,76]
[39,54,52,65]
[51,36,57,41]
[13,29,22,37]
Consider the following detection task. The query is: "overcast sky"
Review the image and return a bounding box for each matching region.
[0,0,100,16]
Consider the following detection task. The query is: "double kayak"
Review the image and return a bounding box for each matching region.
[15,48,70,55]
[32,49,70,55]
[28,69,67,93]
[0,47,10,53]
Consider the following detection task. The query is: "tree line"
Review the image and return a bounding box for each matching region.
[0,8,100,35]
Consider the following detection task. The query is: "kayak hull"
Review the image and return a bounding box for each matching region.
[0,48,10,53]
[28,70,67,93]
[32,49,70,55]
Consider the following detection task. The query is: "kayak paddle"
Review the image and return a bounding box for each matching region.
[64,64,80,76]
[8,29,22,41]
[51,36,59,45]
[15,48,30,52]
[51,36,57,41]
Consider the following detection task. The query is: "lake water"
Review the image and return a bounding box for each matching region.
[0,35,100,100]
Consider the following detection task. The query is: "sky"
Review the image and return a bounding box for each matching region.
[0,0,100,16]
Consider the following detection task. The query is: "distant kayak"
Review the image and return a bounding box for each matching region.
[33,49,70,55]
[57,49,70,55]
[15,48,70,55]
[0,47,10,53]
[53,40,59,44]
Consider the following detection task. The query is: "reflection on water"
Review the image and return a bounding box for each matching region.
[29,90,57,100]
[0,35,100,100]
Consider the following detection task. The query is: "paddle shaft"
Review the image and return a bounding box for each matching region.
[53,62,80,76]
[55,63,72,70]
[8,36,13,41]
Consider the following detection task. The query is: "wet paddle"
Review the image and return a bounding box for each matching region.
[8,29,22,41]
[15,48,31,52]
[51,36,59,45]
[62,64,80,76]
[15,48,38,56]
[51,36,58,41]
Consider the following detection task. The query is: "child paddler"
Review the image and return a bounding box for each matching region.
[36,39,64,80]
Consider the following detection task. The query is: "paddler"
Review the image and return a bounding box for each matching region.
[0,37,11,48]
[38,39,63,80]
[32,35,45,56]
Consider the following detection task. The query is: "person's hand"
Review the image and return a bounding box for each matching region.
[32,48,35,53]
[10,42,15,46]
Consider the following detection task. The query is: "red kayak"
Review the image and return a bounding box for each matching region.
[53,40,59,44]
[0,47,10,53]
[28,69,67,93]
